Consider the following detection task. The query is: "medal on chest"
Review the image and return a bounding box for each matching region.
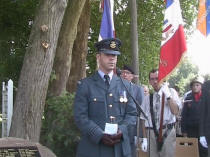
[119,90,128,103]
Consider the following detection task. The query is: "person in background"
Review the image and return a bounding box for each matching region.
[140,69,181,157]
[73,38,137,157]
[200,80,210,156]
[173,85,182,137]
[183,90,192,101]
[121,64,144,108]
[143,84,149,96]
[121,64,144,157]
[181,76,208,157]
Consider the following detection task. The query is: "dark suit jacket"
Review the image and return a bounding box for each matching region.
[181,92,201,135]
[74,72,137,157]
[200,80,210,144]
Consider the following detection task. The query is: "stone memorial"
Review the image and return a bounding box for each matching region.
[0,137,56,157]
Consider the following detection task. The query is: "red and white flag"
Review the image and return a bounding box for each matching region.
[158,0,187,83]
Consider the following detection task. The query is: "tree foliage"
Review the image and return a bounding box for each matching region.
[137,0,164,84]
[0,0,39,86]
[41,92,79,157]
[168,57,199,95]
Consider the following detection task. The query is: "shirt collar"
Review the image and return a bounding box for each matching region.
[98,70,113,81]
[194,91,202,102]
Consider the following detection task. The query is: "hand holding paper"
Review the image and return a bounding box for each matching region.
[104,123,118,135]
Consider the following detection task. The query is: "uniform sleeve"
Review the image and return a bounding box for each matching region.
[136,86,144,106]
[73,80,103,144]
[118,85,137,156]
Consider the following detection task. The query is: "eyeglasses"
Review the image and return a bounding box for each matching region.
[121,70,132,75]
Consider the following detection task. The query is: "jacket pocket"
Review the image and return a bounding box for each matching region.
[89,96,105,117]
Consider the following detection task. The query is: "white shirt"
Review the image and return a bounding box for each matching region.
[140,88,181,129]
[98,70,113,83]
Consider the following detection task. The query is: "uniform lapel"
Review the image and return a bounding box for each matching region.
[109,75,119,91]
[93,72,107,90]
[92,72,119,91]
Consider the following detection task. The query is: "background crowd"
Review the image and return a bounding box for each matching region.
[73,38,210,157]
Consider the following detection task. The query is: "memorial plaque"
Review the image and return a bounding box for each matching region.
[0,146,41,157]
[0,137,56,157]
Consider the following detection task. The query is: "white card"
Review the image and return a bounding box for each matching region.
[104,123,118,135]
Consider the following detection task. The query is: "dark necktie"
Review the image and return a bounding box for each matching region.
[104,75,110,88]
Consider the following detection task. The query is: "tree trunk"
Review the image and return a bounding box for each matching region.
[48,0,87,97]
[66,0,90,93]
[130,0,139,84]
[9,0,68,142]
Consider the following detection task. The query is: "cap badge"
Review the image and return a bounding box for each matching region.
[110,41,116,49]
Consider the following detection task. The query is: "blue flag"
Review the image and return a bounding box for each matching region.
[99,0,115,41]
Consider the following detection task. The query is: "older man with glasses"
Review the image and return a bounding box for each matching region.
[120,64,144,157]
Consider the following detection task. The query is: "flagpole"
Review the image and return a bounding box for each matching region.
[130,0,139,85]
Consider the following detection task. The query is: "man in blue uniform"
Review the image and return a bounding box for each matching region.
[73,38,137,157]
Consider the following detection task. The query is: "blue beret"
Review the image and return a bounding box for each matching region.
[95,38,121,55]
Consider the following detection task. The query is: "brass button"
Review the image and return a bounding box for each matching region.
[109,104,113,108]
[109,93,113,97]
[110,116,115,119]
[110,116,116,122]
[93,98,97,101]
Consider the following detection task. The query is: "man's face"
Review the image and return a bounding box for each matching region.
[97,53,117,73]
[143,86,149,96]
[149,71,161,91]
[191,82,202,93]
[121,70,134,82]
